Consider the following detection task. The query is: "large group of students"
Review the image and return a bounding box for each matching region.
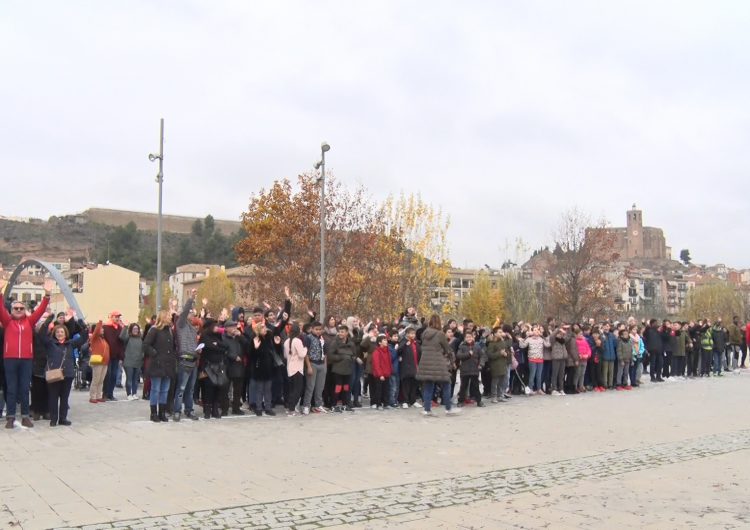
[1,285,749,428]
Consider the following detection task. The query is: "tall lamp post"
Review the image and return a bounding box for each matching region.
[148,118,164,313]
[314,141,331,319]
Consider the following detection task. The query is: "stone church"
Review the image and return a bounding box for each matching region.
[601,205,670,260]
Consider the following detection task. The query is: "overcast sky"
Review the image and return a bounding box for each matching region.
[2,1,749,269]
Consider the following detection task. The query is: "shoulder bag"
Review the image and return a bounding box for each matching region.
[46,350,67,383]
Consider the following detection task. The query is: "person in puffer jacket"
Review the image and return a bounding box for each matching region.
[615,329,633,390]
[550,328,568,395]
[1,290,50,429]
[456,331,487,406]
[519,326,549,394]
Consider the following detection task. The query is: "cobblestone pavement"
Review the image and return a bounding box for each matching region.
[2,371,750,529]
[52,427,750,529]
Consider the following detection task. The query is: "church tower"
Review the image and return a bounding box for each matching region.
[626,204,644,258]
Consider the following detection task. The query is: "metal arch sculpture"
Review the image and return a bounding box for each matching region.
[3,259,86,320]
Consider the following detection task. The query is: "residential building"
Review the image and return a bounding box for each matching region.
[168,263,218,307]
[50,263,140,324]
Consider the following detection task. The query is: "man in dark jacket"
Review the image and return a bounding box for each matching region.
[102,311,124,400]
[222,320,248,416]
[642,319,664,382]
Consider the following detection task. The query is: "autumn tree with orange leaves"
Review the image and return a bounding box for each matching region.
[546,208,618,323]
[235,174,449,321]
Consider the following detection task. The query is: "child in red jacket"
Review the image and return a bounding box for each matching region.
[370,335,392,410]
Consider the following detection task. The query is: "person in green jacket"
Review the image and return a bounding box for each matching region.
[486,327,511,402]
[671,322,688,379]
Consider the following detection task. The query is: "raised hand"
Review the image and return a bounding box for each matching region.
[43,279,55,296]
[284,285,291,299]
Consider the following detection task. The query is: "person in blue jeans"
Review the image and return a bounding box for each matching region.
[174,364,198,421]
[2,291,51,429]
[388,330,400,407]
[143,311,176,423]
[416,315,462,416]
[120,323,144,400]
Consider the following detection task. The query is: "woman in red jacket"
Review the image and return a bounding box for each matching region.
[370,334,392,410]
[1,287,50,429]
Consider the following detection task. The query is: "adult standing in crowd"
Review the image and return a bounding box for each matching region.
[102,311,124,401]
[1,285,50,428]
[416,314,460,416]
[143,310,176,422]
[43,321,88,426]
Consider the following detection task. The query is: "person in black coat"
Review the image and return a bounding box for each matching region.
[143,311,177,422]
[249,321,286,417]
[199,319,229,419]
[398,327,421,408]
[221,320,248,416]
[642,319,664,382]
[43,322,88,426]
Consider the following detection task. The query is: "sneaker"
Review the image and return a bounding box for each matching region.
[371,404,377,409]
[89,399,98,404]
[302,406,310,415]
[376,405,383,411]
[559,391,566,396]
[401,403,409,409]
[491,398,498,403]
[334,406,343,413]
[624,386,632,390]
[551,391,559,396]
[97,398,106,403]
[185,412,200,421]
[265,409,276,416]
[344,405,354,412]
[173,412,181,422]
[502,393,512,399]
[477,401,486,407]
[421,410,434,417]
[445,407,462,415]
[616,386,623,391]
[412,403,421,408]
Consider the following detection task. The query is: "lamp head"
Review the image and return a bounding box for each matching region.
[314,161,322,170]
[148,153,160,162]
[321,142,330,153]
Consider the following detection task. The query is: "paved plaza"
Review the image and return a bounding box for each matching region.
[1,373,749,529]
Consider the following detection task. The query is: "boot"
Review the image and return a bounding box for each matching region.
[21,417,34,428]
[158,405,169,422]
[203,403,212,419]
[231,407,245,416]
[212,403,221,419]
[5,417,14,429]
[150,405,159,422]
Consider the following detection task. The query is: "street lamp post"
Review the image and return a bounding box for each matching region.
[148,118,165,313]
[314,142,331,319]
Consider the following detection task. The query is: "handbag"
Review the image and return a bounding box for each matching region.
[90,354,104,365]
[46,351,66,383]
[204,362,228,387]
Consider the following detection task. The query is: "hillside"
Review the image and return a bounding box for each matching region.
[0,214,242,277]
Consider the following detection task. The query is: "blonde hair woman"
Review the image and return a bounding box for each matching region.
[143,310,176,422]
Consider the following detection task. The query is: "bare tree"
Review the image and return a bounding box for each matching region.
[546,208,617,322]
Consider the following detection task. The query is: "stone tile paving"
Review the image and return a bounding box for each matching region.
[56,428,750,530]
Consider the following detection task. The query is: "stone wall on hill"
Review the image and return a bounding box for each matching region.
[80,208,242,235]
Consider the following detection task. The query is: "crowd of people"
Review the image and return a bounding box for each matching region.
[2,285,749,429]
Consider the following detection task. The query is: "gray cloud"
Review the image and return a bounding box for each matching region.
[1,0,749,268]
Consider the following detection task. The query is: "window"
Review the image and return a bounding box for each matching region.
[22,293,31,302]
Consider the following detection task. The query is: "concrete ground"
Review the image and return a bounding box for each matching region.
[1,371,749,529]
